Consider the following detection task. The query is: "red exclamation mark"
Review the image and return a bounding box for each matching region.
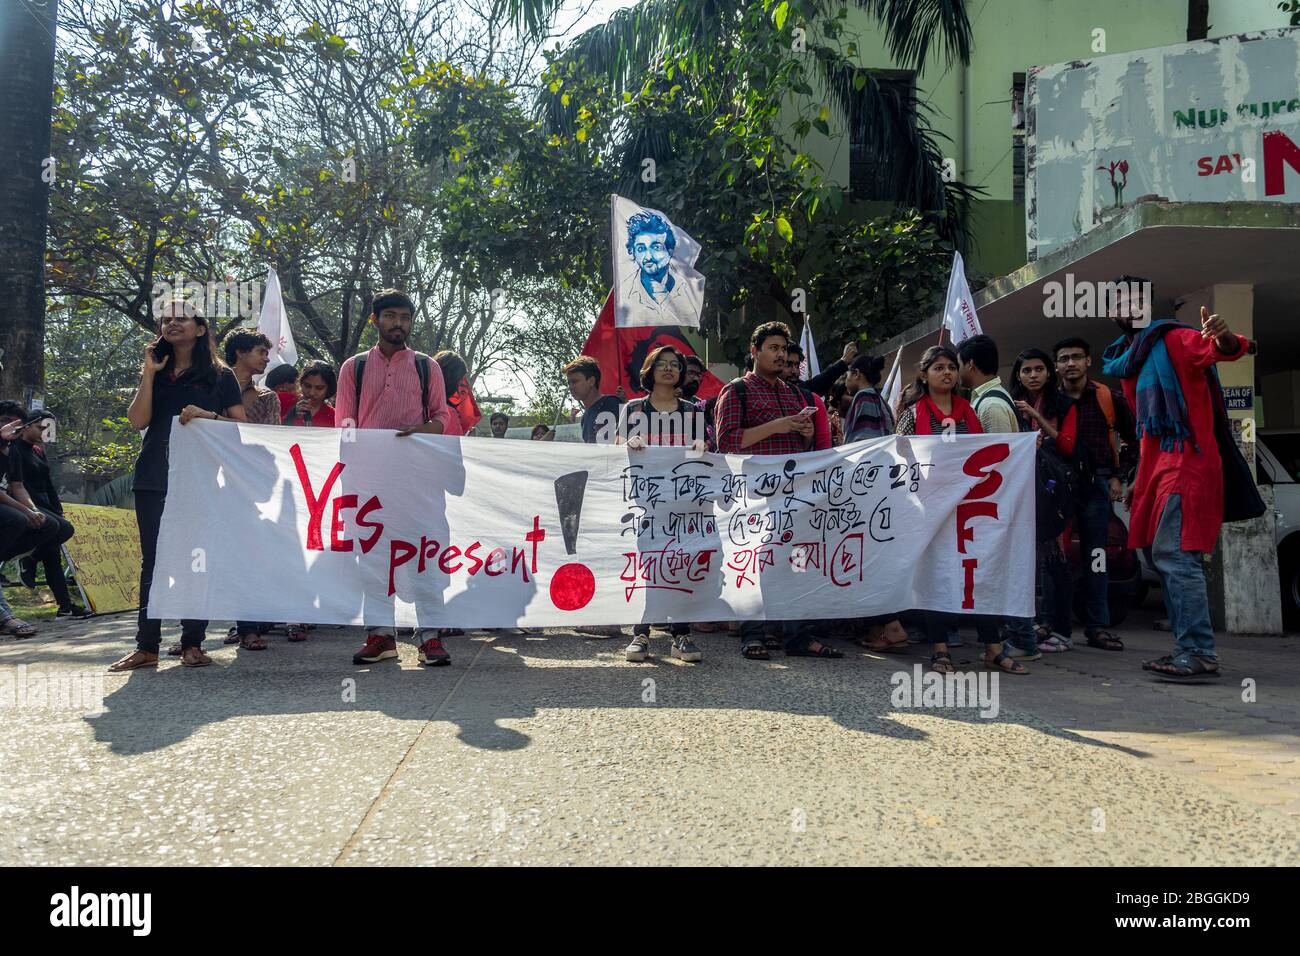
[549,471,596,611]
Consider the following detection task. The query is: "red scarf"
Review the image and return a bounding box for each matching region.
[448,377,482,433]
[913,393,982,435]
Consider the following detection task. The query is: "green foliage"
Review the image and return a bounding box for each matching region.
[809,211,953,347]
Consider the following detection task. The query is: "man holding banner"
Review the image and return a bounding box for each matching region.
[714,321,842,661]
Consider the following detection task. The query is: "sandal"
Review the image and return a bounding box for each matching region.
[287,625,307,642]
[741,640,769,661]
[1142,654,1175,672]
[0,616,37,638]
[1148,652,1220,682]
[786,640,843,658]
[166,642,183,656]
[930,651,955,674]
[108,650,159,672]
[439,627,464,637]
[692,622,720,633]
[239,632,268,650]
[181,647,213,667]
[985,651,1029,675]
[1085,629,1124,651]
[224,626,240,645]
[857,620,909,653]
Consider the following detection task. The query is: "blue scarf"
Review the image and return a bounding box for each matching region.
[1101,320,1202,453]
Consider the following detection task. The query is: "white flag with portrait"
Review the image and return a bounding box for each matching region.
[612,195,705,329]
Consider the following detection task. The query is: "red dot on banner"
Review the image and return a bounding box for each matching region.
[550,562,596,611]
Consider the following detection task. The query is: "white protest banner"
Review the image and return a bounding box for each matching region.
[611,194,706,328]
[942,250,982,346]
[150,421,1035,628]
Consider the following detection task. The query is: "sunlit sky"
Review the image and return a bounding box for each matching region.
[474,0,639,412]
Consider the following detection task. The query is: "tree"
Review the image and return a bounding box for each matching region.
[496,0,980,362]
[0,0,58,405]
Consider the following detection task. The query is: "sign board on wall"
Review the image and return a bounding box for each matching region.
[1026,28,1300,260]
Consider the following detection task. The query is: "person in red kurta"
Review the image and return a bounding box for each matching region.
[1102,285,1248,681]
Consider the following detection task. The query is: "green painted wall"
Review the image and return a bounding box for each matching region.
[790,0,1290,277]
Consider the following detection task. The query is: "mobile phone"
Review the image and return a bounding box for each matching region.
[798,406,815,418]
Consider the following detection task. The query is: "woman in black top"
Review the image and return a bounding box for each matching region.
[5,412,91,618]
[109,299,246,672]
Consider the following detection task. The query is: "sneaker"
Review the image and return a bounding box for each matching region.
[56,605,93,619]
[670,634,702,663]
[625,634,650,662]
[417,635,451,667]
[352,634,398,664]
[18,557,38,589]
[1003,643,1042,662]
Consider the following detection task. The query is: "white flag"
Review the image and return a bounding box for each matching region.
[798,320,820,381]
[882,345,904,413]
[942,251,982,346]
[612,194,705,328]
[257,266,298,374]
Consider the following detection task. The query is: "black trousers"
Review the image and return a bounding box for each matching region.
[135,490,208,652]
[923,611,1001,646]
[26,509,76,609]
[0,502,62,562]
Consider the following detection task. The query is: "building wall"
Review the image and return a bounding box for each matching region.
[790,0,1290,276]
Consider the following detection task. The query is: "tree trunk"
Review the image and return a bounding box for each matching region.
[0,0,57,406]
[1187,0,1210,41]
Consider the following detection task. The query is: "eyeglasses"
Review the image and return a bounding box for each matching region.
[653,361,682,371]
[1056,353,1088,365]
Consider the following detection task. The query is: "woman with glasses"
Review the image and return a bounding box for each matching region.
[616,346,707,664]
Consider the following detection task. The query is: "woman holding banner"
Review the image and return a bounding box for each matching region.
[895,345,1029,677]
[617,345,706,664]
[109,298,248,672]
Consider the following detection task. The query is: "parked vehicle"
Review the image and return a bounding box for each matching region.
[1257,430,1300,629]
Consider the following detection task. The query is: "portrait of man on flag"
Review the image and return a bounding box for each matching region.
[612,195,705,328]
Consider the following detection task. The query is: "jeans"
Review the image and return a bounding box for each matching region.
[135,490,208,653]
[634,622,689,637]
[1045,475,1112,637]
[1143,494,1216,660]
[740,619,817,652]
[1001,617,1039,653]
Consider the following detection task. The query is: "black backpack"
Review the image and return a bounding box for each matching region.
[353,351,433,423]
[1035,444,1079,542]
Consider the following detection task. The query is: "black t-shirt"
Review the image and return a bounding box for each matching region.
[6,440,59,513]
[582,394,625,444]
[133,367,241,492]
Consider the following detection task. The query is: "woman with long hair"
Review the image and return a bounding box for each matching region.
[284,361,337,427]
[617,345,706,664]
[109,298,247,672]
[895,345,1028,676]
[1009,347,1062,439]
[842,353,895,442]
[1010,347,1075,654]
[434,350,481,437]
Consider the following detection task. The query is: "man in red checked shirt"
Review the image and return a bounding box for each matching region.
[335,288,455,667]
[714,321,843,662]
[1101,278,1257,683]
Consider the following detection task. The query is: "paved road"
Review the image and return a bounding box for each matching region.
[1,607,1297,865]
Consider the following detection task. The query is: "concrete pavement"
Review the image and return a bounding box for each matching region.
[0,607,1297,865]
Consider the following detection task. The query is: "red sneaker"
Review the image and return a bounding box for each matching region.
[352,633,398,665]
[417,634,451,667]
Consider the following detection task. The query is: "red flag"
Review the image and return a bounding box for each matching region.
[579,292,725,400]
[449,376,482,434]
